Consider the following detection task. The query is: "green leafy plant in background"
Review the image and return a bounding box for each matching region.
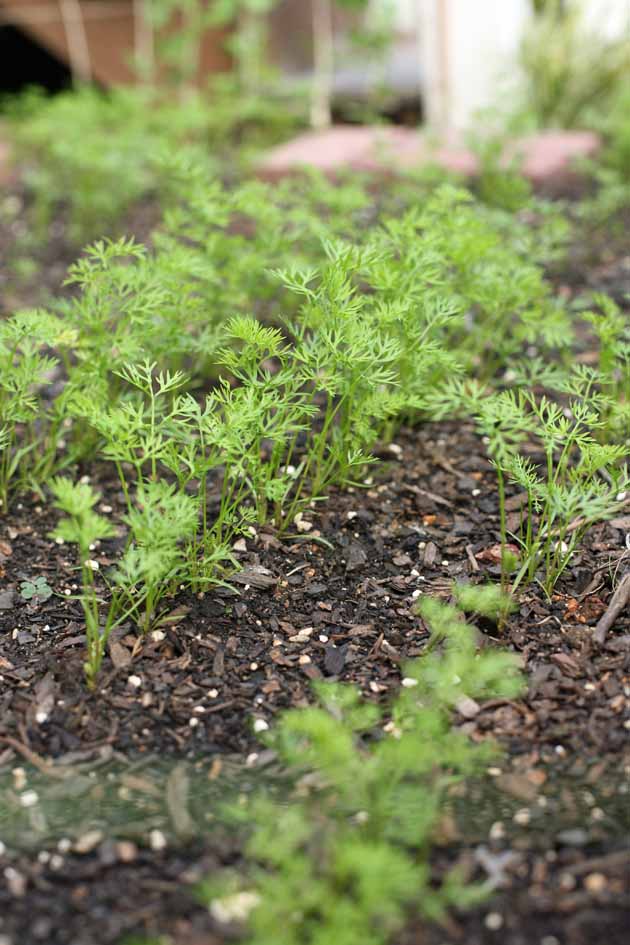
[139,0,219,89]
[4,83,302,247]
[208,0,282,95]
[518,0,630,128]
[0,309,77,510]
[365,185,570,380]
[456,373,629,595]
[198,592,523,945]
[6,87,183,243]
[582,294,630,441]
[578,84,630,226]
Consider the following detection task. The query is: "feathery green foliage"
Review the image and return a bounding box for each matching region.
[198,594,523,945]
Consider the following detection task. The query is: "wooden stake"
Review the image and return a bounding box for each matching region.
[59,0,93,84]
[133,0,155,82]
[311,0,334,129]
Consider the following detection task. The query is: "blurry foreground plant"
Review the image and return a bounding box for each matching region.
[199,593,522,944]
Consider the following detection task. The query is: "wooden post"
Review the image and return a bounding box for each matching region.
[59,0,93,83]
[133,0,155,82]
[311,0,334,129]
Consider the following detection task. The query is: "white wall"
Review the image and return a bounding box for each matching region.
[418,0,630,131]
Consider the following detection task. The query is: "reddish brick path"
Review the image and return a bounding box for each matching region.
[258,126,600,184]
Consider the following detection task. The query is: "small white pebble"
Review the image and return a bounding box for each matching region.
[193,705,205,714]
[84,559,99,571]
[208,689,219,699]
[298,655,311,665]
[472,488,481,497]
[294,513,313,533]
[346,511,358,521]
[253,718,269,734]
[189,717,199,728]
[489,821,505,840]
[245,752,259,767]
[401,677,418,688]
[149,830,167,851]
[127,675,142,689]
[484,912,504,931]
[151,630,166,643]
[19,791,39,809]
[319,634,329,643]
[616,492,626,502]
[513,808,531,826]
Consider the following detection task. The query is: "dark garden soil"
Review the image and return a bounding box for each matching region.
[0,203,629,945]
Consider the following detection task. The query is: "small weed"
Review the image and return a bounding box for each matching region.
[19,576,53,602]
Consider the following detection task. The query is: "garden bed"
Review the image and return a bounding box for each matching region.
[0,174,629,945]
[1,420,629,943]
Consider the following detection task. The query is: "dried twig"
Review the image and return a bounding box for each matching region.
[593,571,630,645]
[0,735,71,780]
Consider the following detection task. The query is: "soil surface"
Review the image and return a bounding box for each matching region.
[0,197,629,945]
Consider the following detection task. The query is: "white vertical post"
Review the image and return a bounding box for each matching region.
[417,0,450,131]
[418,0,532,132]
